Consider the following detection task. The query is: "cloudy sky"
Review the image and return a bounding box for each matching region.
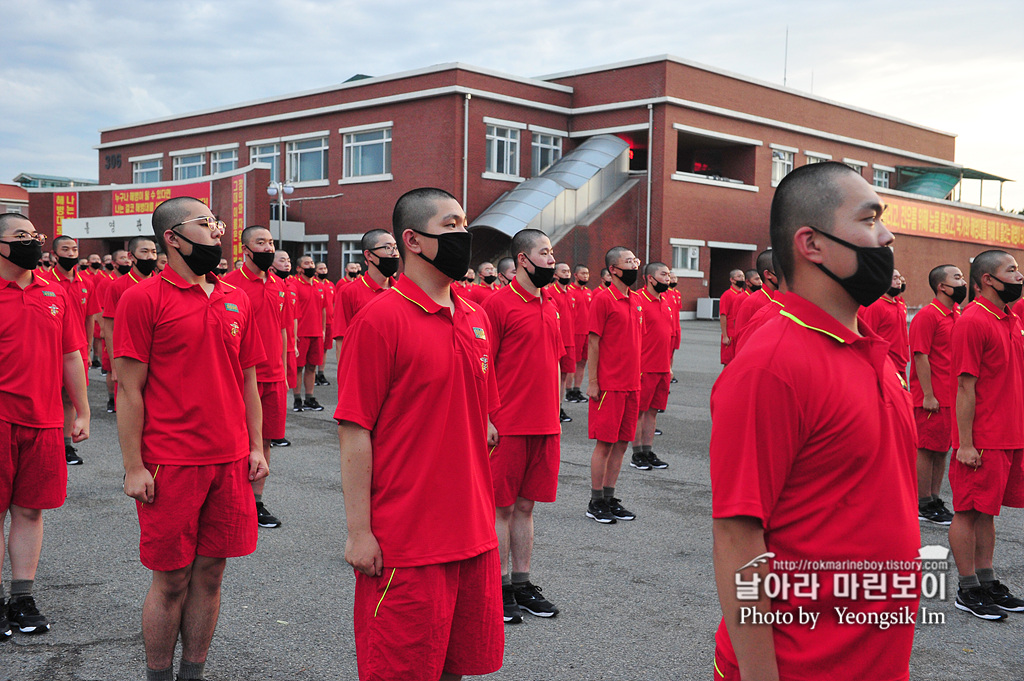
[3,0,1022,210]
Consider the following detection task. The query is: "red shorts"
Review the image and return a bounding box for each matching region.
[101,339,111,373]
[136,456,258,571]
[354,548,504,680]
[490,434,560,506]
[720,340,735,365]
[672,333,681,351]
[559,350,575,375]
[0,422,66,512]
[915,407,951,452]
[574,334,589,363]
[588,390,640,443]
[713,647,739,680]
[259,381,287,440]
[639,372,670,412]
[286,338,297,390]
[949,448,1024,516]
[297,335,324,367]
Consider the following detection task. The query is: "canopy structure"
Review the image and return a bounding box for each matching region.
[896,165,1013,209]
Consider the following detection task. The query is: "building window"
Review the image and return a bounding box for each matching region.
[532,134,562,175]
[4,206,25,215]
[873,168,891,189]
[343,127,392,179]
[486,125,520,177]
[805,152,830,165]
[771,148,794,184]
[210,149,238,174]
[172,154,205,181]
[303,242,328,263]
[250,143,279,182]
[844,159,867,176]
[338,239,363,268]
[286,137,329,183]
[133,159,162,184]
[673,244,700,272]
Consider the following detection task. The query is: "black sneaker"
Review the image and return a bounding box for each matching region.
[0,599,10,641]
[303,396,324,411]
[256,502,282,528]
[292,397,304,412]
[986,580,1024,612]
[502,584,523,624]
[933,498,954,524]
[955,585,1007,621]
[559,408,572,423]
[918,500,952,526]
[586,498,617,524]
[670,377,678,384]
[90,358,101,368]
[629,452,651,470]
[106,397,116,413]
[8,595,50,634]
[315,371,331,386]
[606,497,636,521]
[270,438,291,447]
[654,428,663,436]
[565,390,576,403]
[513,581,559,617]
[65,444,83,466]
[574,388,588,403]
[647,452,669,469]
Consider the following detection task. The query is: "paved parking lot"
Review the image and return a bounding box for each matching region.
[1,321,1021,680]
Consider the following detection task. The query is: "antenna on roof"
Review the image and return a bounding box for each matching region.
[783,26,788,87]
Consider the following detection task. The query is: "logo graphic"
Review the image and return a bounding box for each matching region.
[918,545,949,561]
[736,552,776,571]
[479,354,489,375]
[229,321,240,337]
[224,302,239,313]
[473,327,486,340]
[42,291,56,297]
[48,304,60,316]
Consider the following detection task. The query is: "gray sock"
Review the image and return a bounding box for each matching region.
[10,579,32,599]
[146,666,174,681]
[64,436,73,447]
[178,659,205,681]
[591,488,604,501]
[254,493,263,505]
[632,445,644,456]
[501,573,511,587]
[511,571,530,585]
[603,486,615,499]
[977,568,997,585]
[959,574,981,590]
[642,445,652,454]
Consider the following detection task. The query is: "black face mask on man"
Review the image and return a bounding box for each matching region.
[172,231,223,277]
[522,255,555,288]
[1,239,42,270]
[810,227,894,307]
[946,283,968,305]
[135,258,158,276]
[992,276,1024,305]
[615,267,639,287]
[411,230,473,282]
[247,249,275,272]
[57,255,79,272]
[371,254,400,279]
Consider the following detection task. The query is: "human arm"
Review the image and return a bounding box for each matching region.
[281,328,288,382]
[339,421,382,576]
[62,350,90,442]
[587,332,601,400]
[914,352,939,412]
[101,317,117,381]
[115,357,153,503]
[242,365,268,481]
[955,374,981,468]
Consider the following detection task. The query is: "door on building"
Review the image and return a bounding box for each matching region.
[708,246,756,297]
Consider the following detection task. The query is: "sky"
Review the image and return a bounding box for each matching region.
[3,0,1022,211]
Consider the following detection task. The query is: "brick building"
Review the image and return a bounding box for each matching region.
[27,55,1020,314]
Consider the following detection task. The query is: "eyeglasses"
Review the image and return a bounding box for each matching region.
[1,232,47,245]
[171,216,226,236]
[368,244,399,256]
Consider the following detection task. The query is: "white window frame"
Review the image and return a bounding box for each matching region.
[531,132,562,176]
[770,144,797,186]
[132,157,163,184]
[171,152,205,181]
[336,234,364,268]
[210,148,238,174]
[303,242,328,263]
[340,122,393,184]
[805,151,831,164]
[285,133,330,187]
[248,141,280,182]
[484,119,523,181]
[669,238,705,278]
[873,164,895,189]
[843,158,867,175]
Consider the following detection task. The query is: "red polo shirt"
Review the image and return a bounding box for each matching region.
[589,285,643,391]
[711,292,919,679]
[719,287,747,335]
[858,295,910,371]
[223,266,288,383]
[734,287,776,335]
[950,296,1024,449]
[292,275,325,338]
[467,282,501,304]
[102,269,149,321]
[732,292,787,355]
[908,299,959,407]
[319,278,336,348]
[569,283,593,334]
[332,272,394,340]
[334,275,500,567]
[51,267,99,348]
[637,288,673,373]
[0,273,86,428]
[482,277,561,436]
[114,267,266,465]
[548,282,575,359]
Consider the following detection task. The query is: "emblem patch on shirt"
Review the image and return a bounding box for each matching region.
[473,327,486,340]
[229,321,240,337]
[48,304,60,316]
[224,302,239,312]
[480,354,489,375]
[42,291,56,297]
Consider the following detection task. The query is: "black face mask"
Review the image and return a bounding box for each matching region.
[79,264,88,271]
[603,280,611,288]
[303,267,316,278]
[748,284,762,293]
[945,284,968,305]
[412,229,473,282]
[615,267,639,287]
[652,281,669,294]
[247,250,275,272]
[811,227,894,307]
[372,255,400,279]
[117,264,132,275]
[57,255,79,272]
[669,281,677,289]
[104,263,115,271]
[1,239,42,270]
[576,278,588,286]
[522,255,555,288]
[316,272,329,280]
[275,267,291,279]
[557,276,571,287]
[887,286,902,298]
[993,277,1023,305]
[172,231,223,277]
[347,271,360,279]
[90,262,102,270]
[135,258,158,276]
[483,274,497,285]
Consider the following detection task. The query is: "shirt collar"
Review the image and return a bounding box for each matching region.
[778,293,868,345]
[510,276,541,304]
[640,288,660,302]
[0,271,50,291]
[974,295,1009,320]
[392,274,478,316]
[160,265,224,294]
[928,298,954,317]
[360,272,384,293]
[607,284,629,301]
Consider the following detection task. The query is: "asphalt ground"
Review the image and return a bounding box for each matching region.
[1,320,1022,681]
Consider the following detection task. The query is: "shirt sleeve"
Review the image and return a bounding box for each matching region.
[909,307,936,356]
[58,288,86,354]
[113,285,154,364]
[589,292,608,337]
[333,317,393,431]
[237,295,266,370]
[84,279,101,317]
[332,286,348,339]
[952,316,985,379]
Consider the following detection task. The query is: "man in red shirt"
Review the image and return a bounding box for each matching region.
[272,251,296,449]
[337,187,503,679]
[483,228,563,624]
[909,264,964,527]
[50,235,100,466]
[0,215,89,639]
[947,249,1024,621]
[292,255,326,412]
[586,247,643,524]
[331,229,398,363]
[733,250,779,336]
[858,268,910,375]
[314,261,334,387]
[629,263,673,472]
[497,257,515,287]
[339,261,361,288]
[712,162,919,680]
[224,227,289,529]
[116,197,267,681]
[467,261,501,303]
[568,265,592,402]
[665,272,681,381]
[718,270,747,365]
[550,262,576,421]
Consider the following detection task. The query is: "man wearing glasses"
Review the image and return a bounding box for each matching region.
[0,214,89,639]
[115,197,268,681]
[331,229,398,363]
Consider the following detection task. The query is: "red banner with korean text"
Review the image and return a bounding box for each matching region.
[111,182,211,216]
[230,176,245,263]
[53,192,78,236]
[884,194,1024,250]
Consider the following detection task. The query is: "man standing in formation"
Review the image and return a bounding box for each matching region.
[549,262,576,423]
[567,264,592,403]
[717,269,747,365]
[859,268,909,375]
[314,261,334,387]
[331,229,399,363]
[291,255,326,413]
[629,262,672,472]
